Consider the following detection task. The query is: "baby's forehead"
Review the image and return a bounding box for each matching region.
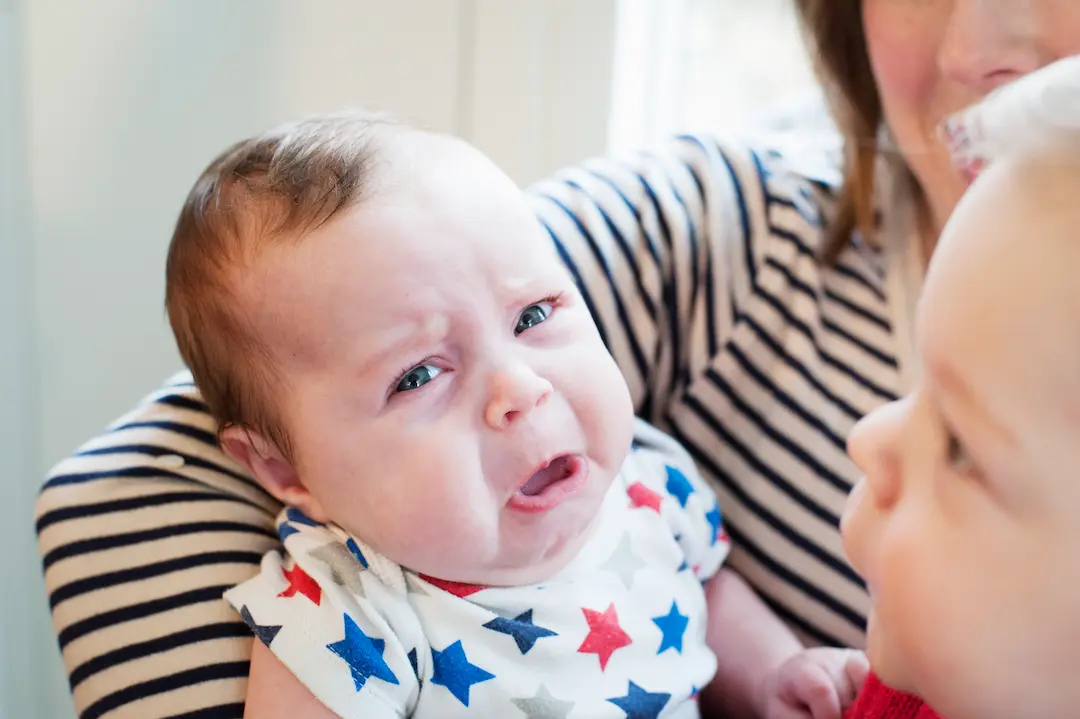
[918,153,1080,419]
[958,151,1080,264]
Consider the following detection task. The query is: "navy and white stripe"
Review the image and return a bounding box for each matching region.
[36,132,904,717]
[530,135,898,650]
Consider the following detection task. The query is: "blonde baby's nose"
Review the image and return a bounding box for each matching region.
[847,399,908,510]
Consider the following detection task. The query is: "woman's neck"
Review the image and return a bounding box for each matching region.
[913,188,949,270]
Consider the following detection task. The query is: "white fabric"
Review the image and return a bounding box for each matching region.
[225,420,731,718]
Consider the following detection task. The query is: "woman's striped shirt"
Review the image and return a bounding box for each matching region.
[36,131,912,717]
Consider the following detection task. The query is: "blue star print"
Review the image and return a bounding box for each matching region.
[327,614,399,692]
[607,681,671,719]
[286,507,320,526]
[431,640,495,707]
[407,648,419,679]
[346,537,369,568]
[483,609,557,654]
[652,602,689,654]
[664,465,695,507]
[278,508,320,542]
[705,501,723,546]
[239,605,282,647]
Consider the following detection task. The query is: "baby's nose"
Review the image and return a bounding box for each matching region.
[483,365,553,430]
[847,399,908,509]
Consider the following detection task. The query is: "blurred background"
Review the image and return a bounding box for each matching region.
[0,0,816,715]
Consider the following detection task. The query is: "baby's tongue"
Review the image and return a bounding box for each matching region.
[519,456,569,496]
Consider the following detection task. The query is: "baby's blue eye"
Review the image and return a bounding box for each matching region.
[515,302,553,335]
[395,364,442,393]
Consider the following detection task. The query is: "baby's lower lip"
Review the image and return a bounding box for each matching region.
[506,455,588,514]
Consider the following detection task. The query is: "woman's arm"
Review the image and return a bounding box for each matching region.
[702,570,868,719]
[701,569,805,718]
[36,377,280,718]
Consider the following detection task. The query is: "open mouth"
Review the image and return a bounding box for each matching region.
[508,454,588,513]
[520,454,575,496]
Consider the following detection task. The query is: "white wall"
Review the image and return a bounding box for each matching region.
[465,0,616,185]
[1,1,615,716]
[27,0,468,474]
[0,1,59,717]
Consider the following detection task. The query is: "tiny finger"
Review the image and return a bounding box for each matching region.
[796,663,843,719]
[842,651,870,703]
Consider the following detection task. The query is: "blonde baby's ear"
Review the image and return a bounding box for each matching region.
[219,426,330,523]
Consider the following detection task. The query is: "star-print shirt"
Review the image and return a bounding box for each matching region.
[224,420,731,718]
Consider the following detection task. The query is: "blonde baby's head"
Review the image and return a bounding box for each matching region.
[165,111,635,587]
[841,55,1080,719]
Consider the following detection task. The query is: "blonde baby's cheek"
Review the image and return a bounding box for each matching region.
[840,482,875,583]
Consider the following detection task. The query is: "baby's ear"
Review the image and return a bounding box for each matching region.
[220,426,329,523]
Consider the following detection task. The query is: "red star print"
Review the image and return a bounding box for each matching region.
[627,481,663,513]
[718,527,731,544]
[279,564,321,605]
[418,573,485,598]
[577,603,632,670]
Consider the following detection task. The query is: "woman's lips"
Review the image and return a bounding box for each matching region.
[506,454,588,513]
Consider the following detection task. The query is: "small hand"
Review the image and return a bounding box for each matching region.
[761,648,869,719]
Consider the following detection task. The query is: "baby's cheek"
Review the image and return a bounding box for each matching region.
[839,482,873,580]
[378,490,499,573]
[877,512,968,695]
[345,441,493,567]
[571,353,634,459]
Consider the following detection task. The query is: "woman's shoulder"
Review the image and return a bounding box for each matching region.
[527,116,847,268]
[531,120,843,199]
[37,371,277,519]
[35,372,279,718]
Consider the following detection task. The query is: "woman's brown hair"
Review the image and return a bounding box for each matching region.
[794,0,883,263]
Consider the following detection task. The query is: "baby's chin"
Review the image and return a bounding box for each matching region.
[865,612,918,697]
[492,509,607,586]
[425,533,590,587]
[449,481,613,586]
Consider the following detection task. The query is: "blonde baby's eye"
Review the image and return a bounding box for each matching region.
[946,431,976,473]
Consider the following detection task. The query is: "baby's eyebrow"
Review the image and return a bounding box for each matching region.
[357,314,450,376]
[495,276,554,304]
[928,357,1017,449]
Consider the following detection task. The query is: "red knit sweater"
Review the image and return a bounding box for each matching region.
[845,672,942,719]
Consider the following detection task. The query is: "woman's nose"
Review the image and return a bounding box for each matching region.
[938,0,1054,95]
[846,398,908,510]
[483,362,553,430]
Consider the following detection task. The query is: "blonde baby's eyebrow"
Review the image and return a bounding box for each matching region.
[928,357,1017,449]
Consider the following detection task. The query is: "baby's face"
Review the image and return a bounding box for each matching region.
[842,154,1080,719]
[241,133,635,586]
